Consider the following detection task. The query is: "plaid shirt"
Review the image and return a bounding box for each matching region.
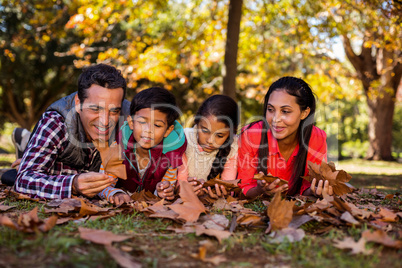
[15,111,99,199]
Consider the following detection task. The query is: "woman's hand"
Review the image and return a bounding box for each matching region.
[156,181,175,200]
[258,178,289,195]
[309,178,333,197]
[109,193,131,206]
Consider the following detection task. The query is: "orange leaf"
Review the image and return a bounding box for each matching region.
[362,229,402,249]
[253,173,288,187]
[168,180,206,223]
[79,227,131,246]
[94,141,127,180]
[267,192,296,231]
[333,237,373,255]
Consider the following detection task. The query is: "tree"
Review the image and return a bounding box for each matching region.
[313,0,402,160]
[222,0,243,100]
[0,0,81,129]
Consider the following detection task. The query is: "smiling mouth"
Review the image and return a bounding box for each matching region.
[95,125,110,133]
[272,126,285,133]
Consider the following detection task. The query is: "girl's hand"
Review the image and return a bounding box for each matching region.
[187,177,204,196]
[11,158,22,170]
[205,184,228,199]
[257,178,288,195]
[110,193,131,206]
[310,178,333,197]
[156,181,175,200]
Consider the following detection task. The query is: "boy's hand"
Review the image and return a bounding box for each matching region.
[110,193,131,206]
[156,181,175,200]
[187,177,204,196]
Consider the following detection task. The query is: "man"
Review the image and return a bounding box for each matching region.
[14,64,130,199]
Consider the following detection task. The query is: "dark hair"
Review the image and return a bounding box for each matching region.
[256,76,316,195]
[194,95,239,180]
[130,87,179,126]
[77,64,127,103]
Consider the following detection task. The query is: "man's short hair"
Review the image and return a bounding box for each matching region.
[130,87,179,126]
[77,64,127,103]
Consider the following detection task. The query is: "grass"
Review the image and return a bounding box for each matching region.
[1,158,401,267]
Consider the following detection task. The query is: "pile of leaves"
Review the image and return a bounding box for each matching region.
[1,162,401,266]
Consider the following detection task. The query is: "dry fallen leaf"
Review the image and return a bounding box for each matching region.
[168,180,206,223]
[253,173,288,187]
[268,227,305,243]
[0,207,57,233]
[362,229,402,249]
[0,202,16,212]
[267,192,296,231]
[377,208,398,222]
[302,161,353,196]
[94,140,127,180]
[195,225,232,243]
[105,245,141,268]
[333,237,373,255]
[79,227,132,246]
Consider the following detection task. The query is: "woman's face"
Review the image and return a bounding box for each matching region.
[265,90,310,143]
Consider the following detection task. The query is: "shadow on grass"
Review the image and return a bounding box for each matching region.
[350,173,402,191]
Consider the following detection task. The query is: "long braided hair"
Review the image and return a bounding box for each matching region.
[194,95,239,180]
[255,76,316,195]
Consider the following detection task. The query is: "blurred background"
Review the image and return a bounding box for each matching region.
[0,0,401,176]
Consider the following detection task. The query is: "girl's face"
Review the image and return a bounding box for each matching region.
[128,108,174,150]
[265,90,310,143]
[196,115,231,153]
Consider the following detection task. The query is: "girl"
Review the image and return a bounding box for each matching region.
[238,76,333,198]
[178,95,239,198]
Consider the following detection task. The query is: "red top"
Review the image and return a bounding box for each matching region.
[237,121,327,195]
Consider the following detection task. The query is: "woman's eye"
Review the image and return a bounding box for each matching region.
[267,108,274,112]
[201,128,209,133]
[282,110,290,114]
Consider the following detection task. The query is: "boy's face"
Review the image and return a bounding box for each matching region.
[128,108,174,150]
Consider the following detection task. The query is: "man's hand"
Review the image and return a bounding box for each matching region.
[156,181,175,200]
[72,172,114,198]
[110,192,131,206]
[11,158,22,170]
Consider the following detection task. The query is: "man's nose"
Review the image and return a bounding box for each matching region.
[99,111,109,126]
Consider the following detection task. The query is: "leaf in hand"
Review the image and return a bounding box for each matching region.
[253,173,288,187]
[267,192,296,231]
[94,140,127,180]
[202,175,240,193]
[168,180,206,223]
[302,161,353,195]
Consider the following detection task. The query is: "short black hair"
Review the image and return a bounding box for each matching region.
[130,87,179,126]
[77,64,127,103]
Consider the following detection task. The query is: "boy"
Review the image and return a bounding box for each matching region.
[98,87,186,205]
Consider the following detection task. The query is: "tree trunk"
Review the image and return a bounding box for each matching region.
[222,0,243,100]
[342,35,402,161]
[365,86,396,160]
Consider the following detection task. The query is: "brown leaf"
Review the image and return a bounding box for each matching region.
[105,245,141,268]
[168,180,206,223]
[94,141,127,180]
[362,229,402,249]
[253,173,288,187]
[38,215,58,232]
[377,208,398,222]
[267,192,296,231]
[303,161,353,196]
[236,214,265,227]
[78,198,103,217]
[333,237,373,255]
[340,211,360,225]
[202,175,241,194]
[0,202,16,212]
[79,227,131,246]
[194,225,231,243]
[0,215,18,230]
[131,190,160,203]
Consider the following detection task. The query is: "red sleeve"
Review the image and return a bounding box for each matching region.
[237,122,263,195]
[301,126,328,194]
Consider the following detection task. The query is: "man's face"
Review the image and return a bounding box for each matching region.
[75,84,124,142]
